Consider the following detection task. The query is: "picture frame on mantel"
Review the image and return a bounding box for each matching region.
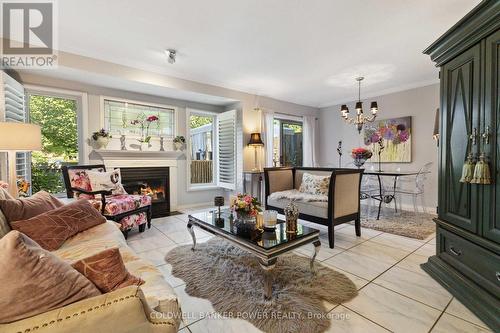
[363,116,412,163]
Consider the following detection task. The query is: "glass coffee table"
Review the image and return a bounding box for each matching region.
[187,210,321,299]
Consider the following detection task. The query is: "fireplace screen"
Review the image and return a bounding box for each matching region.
[119,167,170,218]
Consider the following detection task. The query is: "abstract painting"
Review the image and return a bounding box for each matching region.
[363,116,412,162]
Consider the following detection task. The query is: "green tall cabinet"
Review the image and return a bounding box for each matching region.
[422,1,500,331]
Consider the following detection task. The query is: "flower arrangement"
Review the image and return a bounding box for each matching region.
[131,115,159,143]
[173,135,186,144]
[91,128,112,140]
[17,178,30,197]
[230,193,262,218]
[351,147,373,160]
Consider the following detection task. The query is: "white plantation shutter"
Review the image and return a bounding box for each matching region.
[2,73,30,183]
[217,110,237,190]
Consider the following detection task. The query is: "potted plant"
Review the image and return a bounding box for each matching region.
[91,128,112,149]
[173,135,185,151]
[131,115,159,151]
[351,147,373,168]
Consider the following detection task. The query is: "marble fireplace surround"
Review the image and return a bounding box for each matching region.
[90,150,184,211]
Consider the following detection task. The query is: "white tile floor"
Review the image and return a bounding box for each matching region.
[126,208,493,333]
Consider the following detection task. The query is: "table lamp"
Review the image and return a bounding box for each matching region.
[248,132,264,171]
[0,122,42,197]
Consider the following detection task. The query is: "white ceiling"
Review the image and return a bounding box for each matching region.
[53,0,480,107]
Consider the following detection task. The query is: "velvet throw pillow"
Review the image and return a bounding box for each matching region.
[0,231,101,323]
[298,173,331,196]
[0,190,63,223]
[9,200,106,251]
[86,168,126,195]
[72,248,144,293]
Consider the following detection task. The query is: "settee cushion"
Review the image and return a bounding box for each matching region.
[72,248,144,293]
[90,194,151,216]
[0,231,101,324]
[267,196,328,219]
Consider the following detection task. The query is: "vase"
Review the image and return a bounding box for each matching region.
[353,157,367,168]
[174,142,183,151]
[95,136,110,149]
[234,212,256,236]
[140,142,149,151]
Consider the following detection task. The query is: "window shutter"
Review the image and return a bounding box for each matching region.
[2,73,30,184]
[216,110,236,190]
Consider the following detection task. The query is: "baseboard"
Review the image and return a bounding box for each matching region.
[176,201,213,211]
[421,256,500,332]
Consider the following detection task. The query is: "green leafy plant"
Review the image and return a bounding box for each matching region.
[173,135,186,143]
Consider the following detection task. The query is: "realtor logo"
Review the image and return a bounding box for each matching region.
[1,0,57,68]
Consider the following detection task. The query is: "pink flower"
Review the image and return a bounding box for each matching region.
[146,115,159,122]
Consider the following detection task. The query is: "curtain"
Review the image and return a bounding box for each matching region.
[302,115,317,167]
[260,109,275,167]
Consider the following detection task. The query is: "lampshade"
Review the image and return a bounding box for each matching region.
[248,132,264,146]
[355,101,363,111]
[0,122,42,151]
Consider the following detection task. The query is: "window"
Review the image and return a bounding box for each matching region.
[27,93,79,195]
[186,109,237,190]
[103,98,175,139]
[273,118,303,167]
[188,112,215,186]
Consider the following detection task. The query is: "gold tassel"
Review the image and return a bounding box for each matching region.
[459,154,475,183]
[470,154,491,185]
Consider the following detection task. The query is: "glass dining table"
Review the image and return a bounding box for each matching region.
[362,170,428,220]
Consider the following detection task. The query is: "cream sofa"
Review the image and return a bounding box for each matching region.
[264,167,363,249]
[0,189,181,333]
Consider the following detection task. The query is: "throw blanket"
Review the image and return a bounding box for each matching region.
[268,189,328,202]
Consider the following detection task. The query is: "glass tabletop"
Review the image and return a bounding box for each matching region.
[188,209,320,250]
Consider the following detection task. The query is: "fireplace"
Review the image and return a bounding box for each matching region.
[120,167,170,218]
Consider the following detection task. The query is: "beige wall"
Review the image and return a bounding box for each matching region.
[318,84,440,210]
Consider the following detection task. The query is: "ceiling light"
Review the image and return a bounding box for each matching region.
[339,77,379,133]
[165,49,176,64]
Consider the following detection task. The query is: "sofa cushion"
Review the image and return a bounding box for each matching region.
[10,200,106,251]
[0,190,63,223]
[267,197,328,219]
[0,188,13,239]
[53,221,179,315]
[0,231,101,324]
[90,194,151,216]
[298,172,330,195]
[72,248,144,293]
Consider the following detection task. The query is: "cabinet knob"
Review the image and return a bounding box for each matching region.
[449,246,462,256]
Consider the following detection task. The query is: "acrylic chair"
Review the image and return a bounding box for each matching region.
[394,162,433,213]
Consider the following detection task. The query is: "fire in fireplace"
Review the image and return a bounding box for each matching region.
[119,167,170,218]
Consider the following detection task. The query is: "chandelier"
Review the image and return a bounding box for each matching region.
[340,77,379,133]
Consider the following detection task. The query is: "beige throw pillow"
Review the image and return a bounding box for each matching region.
[299,173,331,196]
[0,231,101,323]
[86,168,126,195]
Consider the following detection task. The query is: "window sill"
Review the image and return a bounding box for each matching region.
[187,184,220,192]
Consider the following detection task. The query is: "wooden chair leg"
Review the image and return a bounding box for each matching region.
[147,206,152,229]
[328,224,335,249]
[355,218,361,237]
[139,223,146,233]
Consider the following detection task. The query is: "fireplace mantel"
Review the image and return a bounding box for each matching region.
[91,149,184,160]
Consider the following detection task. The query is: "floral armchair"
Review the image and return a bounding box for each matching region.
[62,164,152,239]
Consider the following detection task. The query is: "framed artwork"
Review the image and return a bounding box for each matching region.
[363,116,412,162]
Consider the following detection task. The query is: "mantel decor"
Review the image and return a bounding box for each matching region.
[340,77,379,133]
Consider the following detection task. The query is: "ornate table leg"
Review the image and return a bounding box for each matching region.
[310,240,321,271]
[187,221,196,251]
[259,258,277,300]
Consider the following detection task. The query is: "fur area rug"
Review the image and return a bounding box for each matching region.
[165,239,358,333]
[359,207,436,240]
[268,189,328,202]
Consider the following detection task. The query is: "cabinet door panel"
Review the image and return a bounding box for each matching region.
[483,30,500,244]
[439,44,481,232]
